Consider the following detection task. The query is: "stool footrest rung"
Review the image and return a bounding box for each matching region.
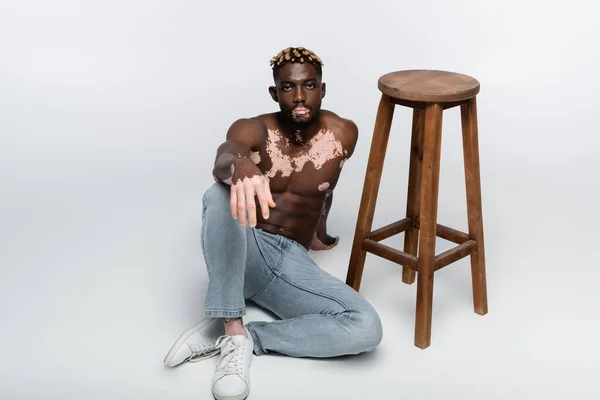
[362,239,419,271]
[414,217,470,244]
[367,218,413,242]
[435,240,477,271]
[361,235,477,272]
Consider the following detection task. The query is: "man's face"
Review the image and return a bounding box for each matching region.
[269,62,326,125]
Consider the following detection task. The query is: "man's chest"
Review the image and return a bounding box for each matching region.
[256,128,348,194]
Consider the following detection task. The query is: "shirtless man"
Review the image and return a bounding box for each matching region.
[164,47,383,400]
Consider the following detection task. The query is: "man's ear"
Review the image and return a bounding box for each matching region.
[269,86,278,102]
[321,82,326,99]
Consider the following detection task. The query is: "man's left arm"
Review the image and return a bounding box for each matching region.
[311,119,359,251]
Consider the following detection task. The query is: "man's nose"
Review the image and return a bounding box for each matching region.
[293,87,306,103]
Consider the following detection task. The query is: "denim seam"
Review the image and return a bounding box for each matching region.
[254,229,289,274]
[205,307,246,317]
[248,272,277,302]
[249,229,350,317]
[245,324,265,356]
[200,203,210,279]
[271,272,353,319]
[249,312,351,329]
[247,232,288,301]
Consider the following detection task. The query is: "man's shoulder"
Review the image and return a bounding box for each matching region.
[249,113,278,128]
[226,116,271,144]
[320,110,358,134]
[230,115,268,130]
[320,110,358,150]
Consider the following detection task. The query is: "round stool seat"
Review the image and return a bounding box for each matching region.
[378,70,480,103]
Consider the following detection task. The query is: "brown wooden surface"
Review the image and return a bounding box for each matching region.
[391,97,426,110]
[414,217,471,244]
[402,108,425,284]
[346,70,487,349]
[461,97,488,315]
[434,223,471,244]
[442,99,470,110]
[379,70,480,103]
[391,97,469,111]
[435,240,477,271]
[362,239,418,271]
[345,94,395,291]
[367,218,412,242]
[414,103,443,349]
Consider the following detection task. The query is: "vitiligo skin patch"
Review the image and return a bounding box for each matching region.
[265,129,344,179]
[250,151,261,164]
[318,182,330,191]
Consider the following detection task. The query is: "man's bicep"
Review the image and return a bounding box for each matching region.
[225,118,267,150]
[214,119,267,161]
[341,119,359,159]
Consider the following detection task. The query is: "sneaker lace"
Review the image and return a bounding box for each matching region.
[188,343,215,363]
[215,336,245,376]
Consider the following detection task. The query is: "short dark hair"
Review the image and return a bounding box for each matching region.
[270,47,323,81]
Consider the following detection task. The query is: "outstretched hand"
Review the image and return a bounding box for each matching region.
[229,158,276,227]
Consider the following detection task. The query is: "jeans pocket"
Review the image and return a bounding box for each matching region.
[252,229,288,273]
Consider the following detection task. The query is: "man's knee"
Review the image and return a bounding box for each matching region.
[348,303,383,353]
[202,182,230,211]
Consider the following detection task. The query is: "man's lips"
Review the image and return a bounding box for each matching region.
[292,107,310,117]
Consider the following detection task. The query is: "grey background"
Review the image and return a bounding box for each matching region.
[1,0,599,399]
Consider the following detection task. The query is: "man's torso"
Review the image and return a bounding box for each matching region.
[246,110,354,249]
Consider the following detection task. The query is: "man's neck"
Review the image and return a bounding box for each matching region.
[277,113,320,145]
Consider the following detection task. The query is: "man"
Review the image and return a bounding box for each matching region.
[164,47,383,400]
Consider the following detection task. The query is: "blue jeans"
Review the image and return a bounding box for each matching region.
[201,183,383,357]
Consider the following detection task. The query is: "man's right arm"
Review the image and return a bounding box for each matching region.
[212,118,275,227]
[212,118,267,184]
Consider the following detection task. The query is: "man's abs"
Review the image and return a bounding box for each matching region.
[255,190,325,250]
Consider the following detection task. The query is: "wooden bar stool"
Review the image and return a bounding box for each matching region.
[345,70,488,349]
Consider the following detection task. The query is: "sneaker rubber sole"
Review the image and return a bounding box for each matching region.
[212,388,249,400]
[163,317,220,366]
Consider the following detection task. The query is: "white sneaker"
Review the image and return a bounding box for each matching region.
[212,329,253,400]
[163,317,224,367]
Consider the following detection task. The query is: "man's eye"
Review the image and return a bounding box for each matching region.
[282,86,292,91]
[306,83,315,89]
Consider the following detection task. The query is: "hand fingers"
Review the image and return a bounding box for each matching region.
[263,177,276,208]
[252,178,269,219]
[243,179,257,228]
[230,183,238,220]
[236,183,247,227]
[254,183,270,220]
[232,176,274,227]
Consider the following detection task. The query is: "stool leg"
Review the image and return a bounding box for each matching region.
[402,108,425,285]
[414,103,443,349]
[346,94,395,291]
[460,97,488,315]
